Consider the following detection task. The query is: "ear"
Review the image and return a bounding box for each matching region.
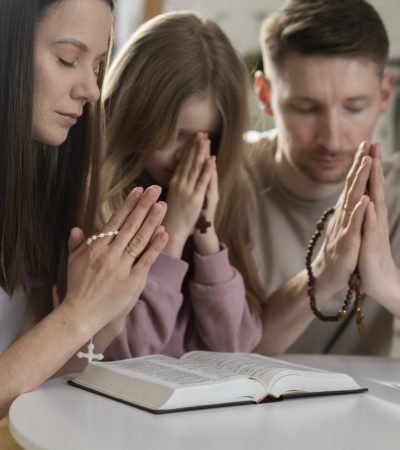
[379,69,396,114]
[254,70,274,117]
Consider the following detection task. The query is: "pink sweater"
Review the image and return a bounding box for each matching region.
[104,247,262,359]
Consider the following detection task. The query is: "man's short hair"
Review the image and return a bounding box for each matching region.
[260,0,389,75]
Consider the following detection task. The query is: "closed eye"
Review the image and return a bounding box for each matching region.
[58,57,76,68]
[293,106,318,115]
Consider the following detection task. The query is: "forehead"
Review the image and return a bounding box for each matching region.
[271,53,382,100]
[178,95,220,132]
[36,0,112,52]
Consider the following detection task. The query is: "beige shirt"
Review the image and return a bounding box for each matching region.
[248,132,400,355]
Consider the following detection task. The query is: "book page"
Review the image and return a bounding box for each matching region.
[98,355,246,388]
[181,352,325,386]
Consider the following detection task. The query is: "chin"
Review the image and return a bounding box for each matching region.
[309,170,348,185]
[33,130,70,147]
[300,164,348,185]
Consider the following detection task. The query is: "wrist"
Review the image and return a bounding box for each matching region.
[310,255,346,301]
[163,234,187,258]
[53,300,94,342]
[98,315,126,340]
[193,228,220,255]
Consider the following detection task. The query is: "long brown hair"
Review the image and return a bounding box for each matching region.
[0,0,114,295]
[100,11,265,311]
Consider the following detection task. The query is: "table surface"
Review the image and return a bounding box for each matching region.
[9,354,400,450]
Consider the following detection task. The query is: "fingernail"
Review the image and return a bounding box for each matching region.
[152,203,161,214]
[361,141,370,152]
[147,185,162,196]
[128,186,143,198]
[126,187,143,201]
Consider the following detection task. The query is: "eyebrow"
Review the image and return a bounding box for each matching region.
[291,95,371,103]
[53,38,108,60]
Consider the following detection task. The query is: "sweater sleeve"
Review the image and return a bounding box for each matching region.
[104,252,189,359]
[186,246,262,352]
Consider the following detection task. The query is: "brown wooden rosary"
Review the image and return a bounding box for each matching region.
[305,207,365,337]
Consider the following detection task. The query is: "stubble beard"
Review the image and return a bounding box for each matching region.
[294,151,355,185]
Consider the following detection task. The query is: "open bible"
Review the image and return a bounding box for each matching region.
[69,351,366,413]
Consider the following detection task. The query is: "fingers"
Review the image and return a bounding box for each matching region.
[347,195,370,237]
[121,201,168,265]
[362,201,378,251]
[68,227,87,258]
[342,154,372,227]
[205,157,218,204]
[112,186,162,252]
[130,229,169,276]
[150,224,165,244]
[368,143,387,223]
[182,134,211,190]
[91,187,144,246]
[208,157,218,190]
[345,141,370,190]
[173,135,198,181]
[196,156,215,200]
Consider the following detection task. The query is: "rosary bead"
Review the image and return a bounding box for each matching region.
[305,206,365,332]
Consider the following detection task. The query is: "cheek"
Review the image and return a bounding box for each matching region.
[342,112,378,146]
[281,114,315,147]
[34,55,65,106]
[145,152,170,176]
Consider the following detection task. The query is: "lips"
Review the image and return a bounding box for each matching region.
[312,156,349,170]
[57,111,81,125]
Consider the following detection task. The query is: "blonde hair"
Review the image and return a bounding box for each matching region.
[100,11,264,311]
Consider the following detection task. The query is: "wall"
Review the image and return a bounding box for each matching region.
[165,0,400,57]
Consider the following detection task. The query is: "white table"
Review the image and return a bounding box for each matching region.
[9,355,400,450]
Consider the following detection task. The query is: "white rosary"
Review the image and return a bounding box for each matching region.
[76,230,119,363]
[77,337,104,363]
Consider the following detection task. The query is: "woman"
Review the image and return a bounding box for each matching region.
[100,12,264,358]
[0,0,168,416]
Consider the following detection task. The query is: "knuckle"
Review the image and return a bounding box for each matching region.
[107,214,120,231]
[123,217,139,233]
[140,196,155,210]
[87,246,104,270]
[129,234,146,252]
[136,250,153,269]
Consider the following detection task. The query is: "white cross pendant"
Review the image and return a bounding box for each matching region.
[77,338,104,363]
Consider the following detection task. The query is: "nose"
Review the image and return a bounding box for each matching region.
[315,111,343,152]
[71,70,100,104]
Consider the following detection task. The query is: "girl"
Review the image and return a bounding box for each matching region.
[0,0,167,416]
[100,12,264,358]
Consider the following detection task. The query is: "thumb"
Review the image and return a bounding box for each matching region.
[68,227,86,255]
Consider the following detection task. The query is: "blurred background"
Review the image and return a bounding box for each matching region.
[115,0,400,157]
[114,0,400,357]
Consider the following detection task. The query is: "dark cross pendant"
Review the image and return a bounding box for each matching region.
[195,214,212,234]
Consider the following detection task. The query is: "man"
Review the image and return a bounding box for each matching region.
[249,0,400,355]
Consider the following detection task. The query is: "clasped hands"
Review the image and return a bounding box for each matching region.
[313,141,400,316]
[162,132,220,258]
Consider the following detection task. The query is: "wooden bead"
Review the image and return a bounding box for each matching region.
[305,207,365,331]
